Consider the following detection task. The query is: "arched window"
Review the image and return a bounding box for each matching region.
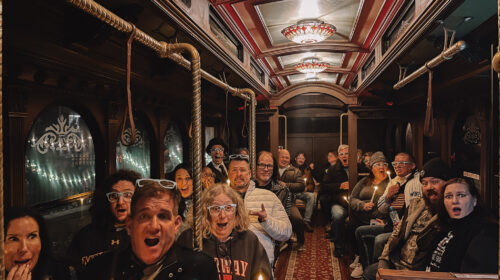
[25,106,95,206]
[116,118,151,178]
[164,121,183,175]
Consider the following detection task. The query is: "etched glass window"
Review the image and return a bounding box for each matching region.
[116,118,151,177]
[164,121,183,174]
[25,106,95,206]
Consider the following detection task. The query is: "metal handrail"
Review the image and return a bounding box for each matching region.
[67,0,257,250]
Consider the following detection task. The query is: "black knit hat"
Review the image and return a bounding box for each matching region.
[205,138,228,154]
[420,158,450,181]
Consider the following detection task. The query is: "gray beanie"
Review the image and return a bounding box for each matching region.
[369,151,386,167]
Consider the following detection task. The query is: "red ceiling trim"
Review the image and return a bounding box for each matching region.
[343,0,404,88]
[243,1,273,49]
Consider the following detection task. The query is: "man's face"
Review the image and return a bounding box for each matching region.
[422,177,445,207]
[295,154,305,166]
[278,150,290,168]
[256,154,274,183]
[339,148,349,167]
[110,180,136,224]
[327,152,338,165]
[228,160,252,193]
[127,194,181,265]
[210,144,224,165]
[392,154,415,177]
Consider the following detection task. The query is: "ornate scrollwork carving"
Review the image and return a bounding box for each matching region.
[30,115,85,154]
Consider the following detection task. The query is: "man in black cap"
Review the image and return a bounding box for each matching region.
[205,137,228,183]
[363,157,450,280]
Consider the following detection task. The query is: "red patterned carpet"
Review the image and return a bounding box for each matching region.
[274,225,353,280]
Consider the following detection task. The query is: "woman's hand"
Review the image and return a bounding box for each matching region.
[7,264,31,280]
[363,202,374,211]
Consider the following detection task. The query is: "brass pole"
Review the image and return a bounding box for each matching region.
[394,41,467,90]
[67,0,258,249]
[0,0,4,278]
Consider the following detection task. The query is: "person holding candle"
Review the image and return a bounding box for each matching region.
[348,151,389,278]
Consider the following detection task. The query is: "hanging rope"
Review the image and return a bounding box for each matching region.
[423,65,435,137]
[220,73,230,144]
[241,100,248,138]
[120,24,137,146]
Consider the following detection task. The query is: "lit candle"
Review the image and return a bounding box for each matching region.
[303,177,307,183]
[226,179,230,185]
[80,198,84,218]
[258,274,264,280]
[370,186,378,203]
[343,196,348,202]
[386,171,393,186]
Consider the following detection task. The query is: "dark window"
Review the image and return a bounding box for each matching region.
[251,58,265,84]
[25,106,95,206]
[116,117,151,178]
[269,78,277,93]
[164,121,183,174]
[209,6,243,61]
[382,0,415,54]
[351,74,358,89]
[361,52,375,80]
[288,117,341,134]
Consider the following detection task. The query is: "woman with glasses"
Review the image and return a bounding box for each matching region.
[426,178,498,273]
[348,151,390,278]
[65,169,141,274]
[178,183,272,280]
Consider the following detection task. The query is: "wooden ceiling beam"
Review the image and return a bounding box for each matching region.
[256,41,368,58]
[272,66,354,77]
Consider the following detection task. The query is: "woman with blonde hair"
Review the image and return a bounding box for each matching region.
[178,183,272,280]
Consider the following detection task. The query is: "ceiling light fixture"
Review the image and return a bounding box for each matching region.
[282,19,336,44]
[295,57,329,74]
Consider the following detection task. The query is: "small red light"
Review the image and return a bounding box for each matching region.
[386,101,394,106]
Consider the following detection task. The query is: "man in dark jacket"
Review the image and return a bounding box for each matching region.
[206,137,229,183]
[277,149,307,250]
[81,180,218,279]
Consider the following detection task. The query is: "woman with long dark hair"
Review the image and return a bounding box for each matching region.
[5,207,69,279]
[427,178,498,273]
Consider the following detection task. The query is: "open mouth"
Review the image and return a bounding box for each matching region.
[116,208,126,214]
[14,259,30,265]
[217,222,228,229]
[144,238,160,247]
[452,207,461,215]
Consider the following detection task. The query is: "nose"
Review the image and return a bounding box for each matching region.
[116,194,125,204]
[19,239,29,254]
[452,195,459,204]
[149,216,160,232]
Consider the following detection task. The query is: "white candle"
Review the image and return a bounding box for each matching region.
[343,196,348,202]
[386,171,393,186]
[370,186,378,203]
[226,179,230,185]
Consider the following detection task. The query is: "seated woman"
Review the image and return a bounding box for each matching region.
[5,207,69,280]
[349,151,389,278]
[427,178,498,273]
[173,163,194,220]
[178,183,272,280]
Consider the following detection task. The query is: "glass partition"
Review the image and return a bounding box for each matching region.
[164,121,183,174]
[25,106,96,206]
[116,118,151,177]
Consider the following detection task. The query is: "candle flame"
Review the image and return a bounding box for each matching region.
[80,198,84,206]
[374,186,378,190]
[226,179,231,185]
[386,171,391,176]
[343,196,348,201]
[303,178,307,182]
[258,274,263,280]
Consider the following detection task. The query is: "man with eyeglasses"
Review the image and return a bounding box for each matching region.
[363,158,451,280]
[206,137,229,183]
[227,153,292,266]
[82,179,218,279]
[65,170,141,273]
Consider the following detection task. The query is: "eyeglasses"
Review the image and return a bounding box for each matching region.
[228,154,249,161]
[207,204,237,215]
[257,163,273,170]
[106,191,134,203]
[136,179,177,189]
[422,178,443,187]
[338,152,348,156]
[373,162,388,167]
[211,147,224,152]
[392,161,411,167]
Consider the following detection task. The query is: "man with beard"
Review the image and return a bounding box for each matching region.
[66,170,141,273]
[206,138,229,183]
[228,153,292,266]
[82,180,218,279]
[362,158,451,280]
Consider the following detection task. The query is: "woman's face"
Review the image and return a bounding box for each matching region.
[5,216,42,272]
[371,162,388,181]
[175,168,193,198]
[295,154,306,166]
[209,193,236,242]
[327,152,337,165]
[444,183,476,219]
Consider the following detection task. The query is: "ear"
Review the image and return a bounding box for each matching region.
[173,215,182,232]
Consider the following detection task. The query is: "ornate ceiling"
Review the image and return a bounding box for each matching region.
[209,0,404,92]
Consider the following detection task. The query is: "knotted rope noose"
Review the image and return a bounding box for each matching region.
[120,24,137,146]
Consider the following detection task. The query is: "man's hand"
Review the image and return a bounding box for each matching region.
[309,163,315,170]
[363,202,374,211]
[340,181,349,190]
[249,203,268,222]
[386,183,400,200]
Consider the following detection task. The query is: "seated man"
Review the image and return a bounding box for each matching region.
[292,151,316,232]
[206,137,229,183]
[228,153,292,266]
[363,158,451,280]
[66,170,141,272]
[81,179,218,279]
